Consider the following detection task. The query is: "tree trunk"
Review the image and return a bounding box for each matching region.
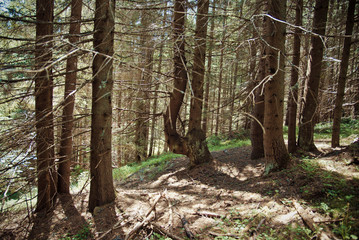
[89,0,116,213]
[263,0,290,171]
[287,0,303,153]
[35,0,56,212]
[298,0,329,151]
[215,4,227,136]
[202,0,215,134]
[187,0,212,165]
[250,48,265,159]
[163,0,188,155]
[250,0,264,160]
[58,0,82,195]
[164,0,212,166]
[331,0,356,147]
[134,9,154,162]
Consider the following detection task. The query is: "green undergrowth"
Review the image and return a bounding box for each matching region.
[283,118,359,142]
[113,152,181,181]
[292,158,359,239]
[113,132,250,182]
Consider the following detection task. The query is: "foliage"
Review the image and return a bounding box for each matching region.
[60,223,92,240]
[113,152,181,181]
[207,131,250,152]
[314,118,359,139]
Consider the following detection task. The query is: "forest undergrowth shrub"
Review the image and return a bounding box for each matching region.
[314,118,359,139]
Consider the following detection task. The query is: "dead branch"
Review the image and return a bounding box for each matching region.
[125,191,165,240]
[180,215,195,239]
[195,211,225,219]
[208,231,240,239]
[293,201,339,240]
[151,222,184,240]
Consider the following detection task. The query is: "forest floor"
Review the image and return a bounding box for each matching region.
[1,139,359,240]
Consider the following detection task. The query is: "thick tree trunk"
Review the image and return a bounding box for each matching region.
[89,0,116,213]
[187,0,212,165]
[263,0,290,171]
[331,0,356,147]
[35,0,56,212]
[287,0,303,153]
[164,0,212,166]
[58,0,82,195]
[163,0,188,155]
[298,0,329,151]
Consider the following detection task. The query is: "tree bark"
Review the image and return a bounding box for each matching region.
[298,0,329,151]
[250,0,264,160]
[135,8,154,162]
[187,0,212,165]
[202,0,215,134]
[89,0,116,213]
[287,0,303,153]
[163,0,188,155]
[215,3,227,136]
[58,0,82,195]
[250,48,265,159]
[35,0,56,212]
[263,0,290,171]
[164,0,212,166]
[331,0,356,147]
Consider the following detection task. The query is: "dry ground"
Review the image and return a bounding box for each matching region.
[1,143,359,239]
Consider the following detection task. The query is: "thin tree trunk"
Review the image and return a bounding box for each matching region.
[331,0,356,147]
[58,0,82,195]
[298,0,329,151]
[250,0,264,160]
[215,4,227,136]
[135,9,153,162]
[287,0,303,153]
[35,0,56,212]
[263,0,290,171]
[149,8,166,157]
[250,48,265,159]
[202,0,215,134]
[89,0,116,213]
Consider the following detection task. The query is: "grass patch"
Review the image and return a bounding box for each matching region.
[113,152,181,181]
[314,118,359,140]
[295,159,359,239]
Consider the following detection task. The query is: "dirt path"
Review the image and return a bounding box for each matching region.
[1,144,358,239]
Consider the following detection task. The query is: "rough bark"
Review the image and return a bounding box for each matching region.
[163,0,188,155]
[89,0,116,213]
[163,0,212,166]
[287,0,303,153]
[135,9,154,162]
[250,0,264,160]
[202,0,215,134]
[58,0,82,195]
[250,48,265,160]
[298,0,329,151]
[187,0,212,165]
[331,0,356,147]
[263,0,290,171]
[215,4,227,136]
[35,0,56,212]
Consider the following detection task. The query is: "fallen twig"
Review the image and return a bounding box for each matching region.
[293,200,339,240]
[195,211,225,219]
[180,215,194,239]
[151,222,184,240]
[125,191,165,240]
